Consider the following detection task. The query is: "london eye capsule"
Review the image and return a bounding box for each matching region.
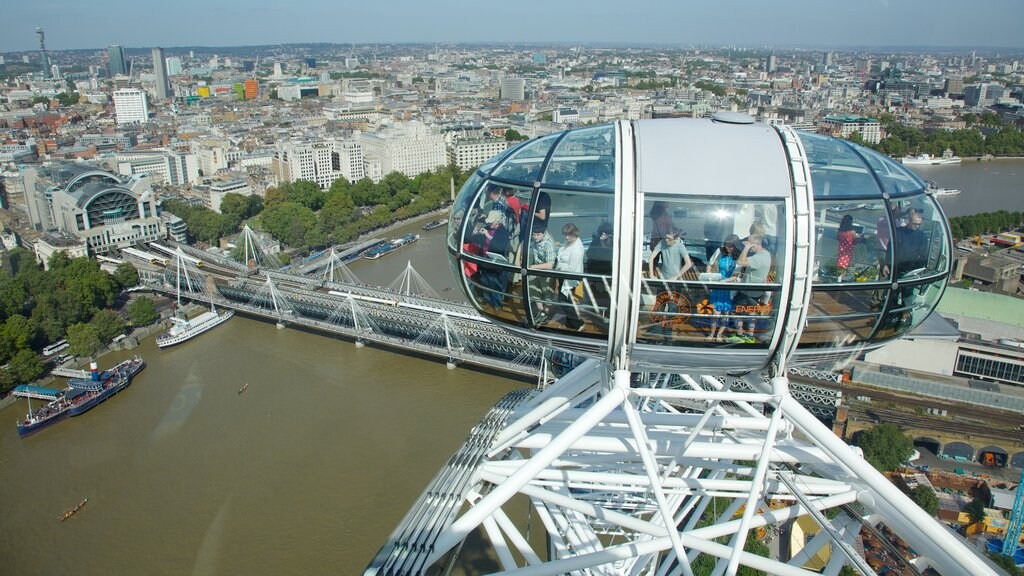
[447,115,951,373]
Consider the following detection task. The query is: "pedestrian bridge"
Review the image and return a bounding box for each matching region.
[138,236,844,417]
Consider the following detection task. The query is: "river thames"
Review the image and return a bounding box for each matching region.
[1,159,1021,575]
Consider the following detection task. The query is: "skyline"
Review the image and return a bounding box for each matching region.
[4,0,1024,54]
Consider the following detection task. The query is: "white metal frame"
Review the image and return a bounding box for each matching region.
[365,119,997,575]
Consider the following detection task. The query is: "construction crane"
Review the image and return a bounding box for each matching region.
[1003,467,1024,557]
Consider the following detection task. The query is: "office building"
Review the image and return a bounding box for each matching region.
[448,137,508,171]
[166,56,182,76]
[113,88,149,125]
[272,140,342,190]
[152,47,170,100]
[358,122,447,180]
[500,78,526,101]
[115,150,199,186]
[108,44,127,76]
[243,79,259,100]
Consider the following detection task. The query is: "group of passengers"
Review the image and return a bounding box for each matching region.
[646,219,773,344]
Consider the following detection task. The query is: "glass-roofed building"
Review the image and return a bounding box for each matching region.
[24,162,165,256]
[447,114,951,372]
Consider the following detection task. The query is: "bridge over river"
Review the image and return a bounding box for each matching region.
[136,235,843,418]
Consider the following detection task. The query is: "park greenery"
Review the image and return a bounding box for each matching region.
[0,249,151,391]
[866,113,1024,158]
[947,210,1023,240]
[164,164,468,258]
[853,423,914,472]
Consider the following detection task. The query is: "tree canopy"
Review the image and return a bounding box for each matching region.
[910,485,939,516]
[853,423,914,472]
[127,297,159,327]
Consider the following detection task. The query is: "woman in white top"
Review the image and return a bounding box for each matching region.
[552,223,585,331]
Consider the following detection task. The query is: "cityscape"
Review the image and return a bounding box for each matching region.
[2,10,1024,576]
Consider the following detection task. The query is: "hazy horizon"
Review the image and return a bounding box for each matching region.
[5,0,1024,53]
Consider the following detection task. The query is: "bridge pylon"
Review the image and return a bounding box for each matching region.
[246,275,296,324]
[239,225,284,271]
[321,248,361,284]
[389,260,440,299]
[324,295,382,340]
[411,313,480,366]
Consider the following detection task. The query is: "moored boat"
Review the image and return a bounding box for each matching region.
[364,234,419,260]
[16,394,72,438]
[67,356,146,417]
[156,308,234,348]
[423,219,449,230]
[16,356,146,437]
[901,152,962,166]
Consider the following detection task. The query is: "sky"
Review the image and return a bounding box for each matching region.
[5,0,1024,53]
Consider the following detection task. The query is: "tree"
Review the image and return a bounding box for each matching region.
[6,349,44,383]
[90,309,126,343]
[910,485,939,516]
[965,498,986,525]
[112,262,139,290]
[67,322,102,358]
[505,129,526,141]
[127,297,159,327]
[853,423,913,471]
[2,314,38,353]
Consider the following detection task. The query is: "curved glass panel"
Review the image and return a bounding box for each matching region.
[886,195,949,278]
[478,142,523,175]
[876,277,946,339]
[489,133,562,184]
[798,132,879,198]
[637,197,785,347]
[800,289,883,346]
[523,188,615,337]
[448,170,486,250]
[542,124,616,191]
[855,146,926,196]
[813,200,891,284]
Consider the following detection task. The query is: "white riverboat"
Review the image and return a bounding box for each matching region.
[156,308,234,348]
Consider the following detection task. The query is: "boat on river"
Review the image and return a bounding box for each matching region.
[364,234,420,260]
[901,152,962,166]
[16,356,146,437]
[423,219,448,230]
[66,356,145,417]
[926,181,961,196]
[156,308,234,348]
[60,498,88,521]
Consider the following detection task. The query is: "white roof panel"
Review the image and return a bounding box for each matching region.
[634,118,791,199]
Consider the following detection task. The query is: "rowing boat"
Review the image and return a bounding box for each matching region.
[60,498,88,521]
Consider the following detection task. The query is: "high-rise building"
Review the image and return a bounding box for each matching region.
[243,79,259,100]
[152,47,170,100]
[945,77,965,97]
[305,57,316,69]
[108,45,127,77]
[113,88,149,125]
[166,56,182,76]
[500,78,526,101]
[766,54,778,73]
[36,27,51,79]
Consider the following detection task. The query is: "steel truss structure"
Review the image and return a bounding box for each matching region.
[367,361,997,575]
